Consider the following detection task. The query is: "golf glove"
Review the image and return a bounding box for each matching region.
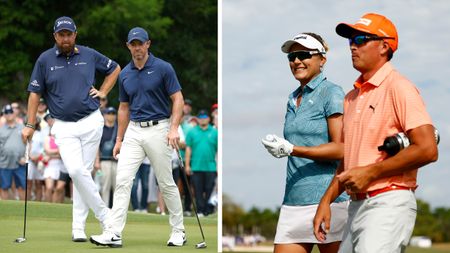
[261,134,294,158]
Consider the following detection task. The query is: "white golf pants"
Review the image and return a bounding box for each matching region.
[108,121,184,236]
[52,109,109,231]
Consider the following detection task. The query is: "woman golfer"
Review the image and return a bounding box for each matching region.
[261,33,348,253]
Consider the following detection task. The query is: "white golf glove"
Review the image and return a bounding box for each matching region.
[261,134,294,158]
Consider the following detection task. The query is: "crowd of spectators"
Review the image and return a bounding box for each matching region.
[0,98,218,217]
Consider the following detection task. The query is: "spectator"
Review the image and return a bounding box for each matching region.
[43,122,65,202]
[211,103,218,129]
[182,99,193,124]
[37,98,48,133]
[131,158,151,213]
[96,106,118,208]
[44,113,71,203]
[0,104,26,200]
[27,117,45,201]
[185,109,218,216]
[99,97,108,112]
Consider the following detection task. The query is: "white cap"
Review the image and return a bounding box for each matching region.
[281,33,326,54]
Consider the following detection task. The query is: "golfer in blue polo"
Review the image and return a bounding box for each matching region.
[90,27,186,248]
[22,16,120,242]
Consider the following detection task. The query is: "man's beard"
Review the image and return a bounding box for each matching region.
[58,43,75,55]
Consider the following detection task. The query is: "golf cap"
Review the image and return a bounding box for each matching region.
[2,104,14,114]
[105,106,117,114]
[336,13,398,52]
[54,16,77,33]
[281,33,326,54]
[127,27,149,43]
[184,99,193,106]
[211,103,218,111]
[197,109,209,119]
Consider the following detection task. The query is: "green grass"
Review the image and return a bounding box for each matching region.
[0,200,217,253]
[230,243,450,253]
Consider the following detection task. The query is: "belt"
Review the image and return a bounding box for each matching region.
[131,119,169,128]
[350,185,415,201]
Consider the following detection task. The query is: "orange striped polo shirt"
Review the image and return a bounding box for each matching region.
[343,62,433,191]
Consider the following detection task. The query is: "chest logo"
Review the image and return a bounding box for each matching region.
[50,66,64,71]
[147,71,154,75]
[308,99,314,104]
[74,62,87,66]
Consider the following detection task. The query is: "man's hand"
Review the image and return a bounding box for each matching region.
[261,134,294,158]
[185,165,192,176]
[113,141,122,160]
[167,128,180,149]
[336,165,375,192]
[22,127,35,143]
[313,200,332,242]
[89,86,107,99]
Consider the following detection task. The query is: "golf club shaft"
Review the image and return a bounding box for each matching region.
[23,142,30,239]
[176,149,206,242]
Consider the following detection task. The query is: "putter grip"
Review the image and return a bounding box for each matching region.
[25,141,30,161]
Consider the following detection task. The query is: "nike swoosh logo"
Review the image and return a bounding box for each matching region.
[111,237,121,242]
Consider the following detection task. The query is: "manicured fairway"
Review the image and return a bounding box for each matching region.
[0,200,217,253]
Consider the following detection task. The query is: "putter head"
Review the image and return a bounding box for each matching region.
[195,241,207,249]
[14,237,26,243]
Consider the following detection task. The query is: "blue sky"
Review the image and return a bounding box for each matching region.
[222,0,450,210]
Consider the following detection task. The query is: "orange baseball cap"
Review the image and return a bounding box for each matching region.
[336,13,398,52]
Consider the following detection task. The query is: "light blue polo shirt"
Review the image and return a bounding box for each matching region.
[283,73,348,205]
[118,53,181,121]
[185,125,218,172]
[28,45,118,121]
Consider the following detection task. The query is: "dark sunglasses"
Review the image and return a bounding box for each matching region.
[287,50,321,62]
[348,35,395,45]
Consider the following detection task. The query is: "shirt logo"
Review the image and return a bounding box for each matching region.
[74,62,87,66]
[107,59,112,68]
[147,71,154,75]
[308,99,314,104]
[30,80,40,87]
[50,66,64,71]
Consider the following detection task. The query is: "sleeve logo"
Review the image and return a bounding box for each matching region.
[30,80,40,87]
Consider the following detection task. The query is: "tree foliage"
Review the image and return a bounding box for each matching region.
[0,0,217,110]
[223,196,450,242]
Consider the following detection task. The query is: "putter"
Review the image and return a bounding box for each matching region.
[15,141,30,243]
[176,148,207,249]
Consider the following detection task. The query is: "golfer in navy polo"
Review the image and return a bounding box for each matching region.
[22,16,120,242]
[90,27,186,248]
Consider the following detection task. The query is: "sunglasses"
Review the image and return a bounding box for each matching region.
[287,50,321,62]
[348,35,395,46]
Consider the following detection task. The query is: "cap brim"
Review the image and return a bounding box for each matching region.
[197,115,209,119]
[336,23,374,38]
[127,37,148,43]
[54,28,76,33]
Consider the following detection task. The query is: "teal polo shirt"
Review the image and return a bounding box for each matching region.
[186,125,218,172]
[283,73,348,205]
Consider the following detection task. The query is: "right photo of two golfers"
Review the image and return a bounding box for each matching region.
[222,1,450,253]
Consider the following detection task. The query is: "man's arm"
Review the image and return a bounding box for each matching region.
[90,65,121,98]
[185,146,192,175]
[21,92,41,142]
[313,161,346,242]
[337,124,438,191]
[112,102,130,159]
[168,91,184,148]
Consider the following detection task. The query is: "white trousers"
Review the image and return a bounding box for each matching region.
[107,121,184,236]
[338,190,417,253]
[53,109,109,231]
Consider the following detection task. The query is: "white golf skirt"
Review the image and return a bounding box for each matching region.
[43,159,63,180]
[274,201,349,244]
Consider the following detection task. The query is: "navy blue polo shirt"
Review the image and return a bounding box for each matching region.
[118,53,181,121]
[28,45,118,121]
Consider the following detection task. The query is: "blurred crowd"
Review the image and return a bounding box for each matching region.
[0,98,218,217]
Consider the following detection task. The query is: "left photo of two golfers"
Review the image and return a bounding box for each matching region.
[0,1,218,252]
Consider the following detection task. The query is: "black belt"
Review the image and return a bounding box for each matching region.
[131,119,168,128]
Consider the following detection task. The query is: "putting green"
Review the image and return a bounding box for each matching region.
[0,200,217,253]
